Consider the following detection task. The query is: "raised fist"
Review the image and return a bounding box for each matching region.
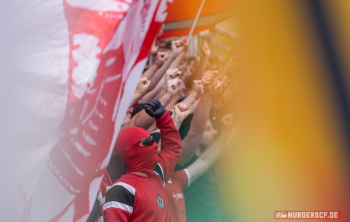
[222,114,233,126]
[154,52,169,67]
[165,68,182,81]
[166,78,182,96]
[200,44,211,58]
[171,40,184,55]
[135,77,150,95]
[192,80,204,95]
[174,102,191,121]
[145,98,166,119]
[181,38,189,52]
[201,70,218,91]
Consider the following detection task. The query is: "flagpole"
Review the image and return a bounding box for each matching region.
[188,0,206,42]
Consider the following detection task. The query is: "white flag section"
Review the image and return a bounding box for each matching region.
[1,0,172,221]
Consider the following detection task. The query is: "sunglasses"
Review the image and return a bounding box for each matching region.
[138,136,154,146]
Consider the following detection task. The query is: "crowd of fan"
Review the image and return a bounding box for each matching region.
[87,32,238,222]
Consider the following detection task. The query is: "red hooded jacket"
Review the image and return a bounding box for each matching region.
[103,110,181,222]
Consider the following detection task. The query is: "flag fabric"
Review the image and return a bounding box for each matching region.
[4,0,172,221]
[161,0,239,38]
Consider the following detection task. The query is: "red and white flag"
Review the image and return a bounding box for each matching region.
[2,0,172,221]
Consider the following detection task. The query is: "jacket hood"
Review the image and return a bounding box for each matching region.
[114,126,158,176]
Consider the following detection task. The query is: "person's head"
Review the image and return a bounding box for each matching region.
[115,126,158,176]
[200,119,218,146]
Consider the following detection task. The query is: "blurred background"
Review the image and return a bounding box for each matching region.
[213,0,350,221]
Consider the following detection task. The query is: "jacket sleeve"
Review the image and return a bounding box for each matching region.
[104,205,131,222]
[103,183,135,222]
[156,109,182,183]
[172,169,191,190]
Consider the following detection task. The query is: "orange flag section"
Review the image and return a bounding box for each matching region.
[218,0,350,221]
[161,0,239,38]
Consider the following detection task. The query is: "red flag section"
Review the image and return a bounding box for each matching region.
[161,0,239,38]
[14,0,171,221]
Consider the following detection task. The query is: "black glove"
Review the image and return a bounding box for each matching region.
[145,98,166,119]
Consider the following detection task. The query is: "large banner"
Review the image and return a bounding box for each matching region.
[2,0,172,221]
[161,0,238,38]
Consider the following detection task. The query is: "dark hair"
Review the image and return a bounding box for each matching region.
[131,103,146,119]
[178,114,194,140]
[150,132,161,144]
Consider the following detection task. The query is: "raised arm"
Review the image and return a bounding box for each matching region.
[155,68,181,99]
[129,77,150,108]
[148,102,191,134]
[178,92,212,165]
[189,44,211,81]
[132,77,181,130]
[169,38,188,69]
[116,85,177,155]
[119,91,172,132]
[181,80,203,105]
[144,99,182,183]
[165,90,181,111]
[141,52,168,81]
[139,39,187,103]
[217,55,238,79]
[178,71,223,166]
[186,114,235,184]
[179,80,203,115]
[172,103,191,130]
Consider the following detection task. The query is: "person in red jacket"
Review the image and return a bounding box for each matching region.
[103,98,182,222]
